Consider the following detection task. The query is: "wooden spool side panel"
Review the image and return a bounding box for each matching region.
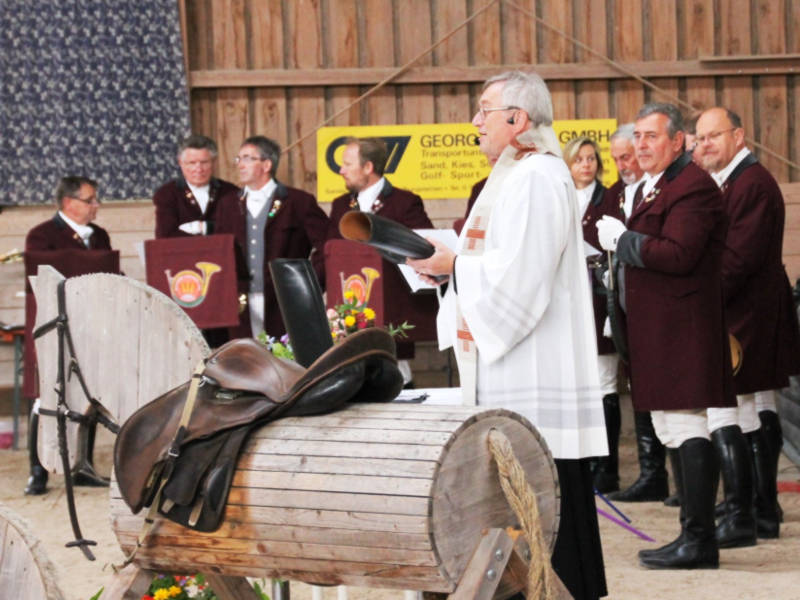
[0,504,66,600]
[33,269,208,472]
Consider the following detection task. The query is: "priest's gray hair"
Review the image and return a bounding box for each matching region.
[483,70,553,127]
[610,123,635,143]
[636,103,684,138]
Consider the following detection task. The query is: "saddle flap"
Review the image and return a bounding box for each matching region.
[203,338,305,398]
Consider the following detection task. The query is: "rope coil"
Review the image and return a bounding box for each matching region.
[487,428,556,600]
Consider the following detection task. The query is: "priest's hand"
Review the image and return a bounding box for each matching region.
[407,238,455,286]
[596,215,626,251]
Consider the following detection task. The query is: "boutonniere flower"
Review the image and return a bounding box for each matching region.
[371,198,383,213]
[348,196,358,209]
[643,188,660,204]
[268,199,282,219]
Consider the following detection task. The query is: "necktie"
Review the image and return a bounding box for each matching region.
[633,182,645,209]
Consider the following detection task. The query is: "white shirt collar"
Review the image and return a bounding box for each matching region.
[711,147,751,188]
[59,211,94,245]
[187,182,211,213]
[357,177,385,213]
[576,180,596,216]
[641,170,664,198]
[245,179,277,217]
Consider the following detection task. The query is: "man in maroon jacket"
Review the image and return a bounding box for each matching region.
[152,135,242,347]
[24,175,113,495]
[222,135,329,340]
[326,137,433,385]
[597,103,737,569]
[152,134,240,239]
[696,107,800,541]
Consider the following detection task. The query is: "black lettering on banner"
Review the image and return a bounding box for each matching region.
[324,135,412,174]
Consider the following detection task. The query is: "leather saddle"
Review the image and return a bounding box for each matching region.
[114,327,402,532]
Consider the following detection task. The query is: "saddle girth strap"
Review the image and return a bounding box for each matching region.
[114,359,207,570]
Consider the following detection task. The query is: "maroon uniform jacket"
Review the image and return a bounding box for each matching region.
[23,214,113,398]
[219,182,330,339]
[617,153,736,411]
[580,182,618,354]
[719,154,800,394]
[153,177,241,239]
[327,179,433,359]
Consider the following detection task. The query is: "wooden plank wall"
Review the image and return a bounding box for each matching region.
[183,0,800,189]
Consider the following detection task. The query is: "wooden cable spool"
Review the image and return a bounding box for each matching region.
[110,403,559,594]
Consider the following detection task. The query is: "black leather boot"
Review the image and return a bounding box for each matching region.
[758,410,784,524]
[639,438,719,569]
[712,425,756,548]
[24,409,48,495]
[642,449,685,557]
[269,258,334,368]
[72,419,110,487]
[607,411,668,502]
[748,427,780,538]
[590,393,621,493]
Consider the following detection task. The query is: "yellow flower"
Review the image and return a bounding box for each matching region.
[344,315,356,327]
[344,290,355,301]
[153,590,170,600]
[168,586,183,597]
[363,307,375,320]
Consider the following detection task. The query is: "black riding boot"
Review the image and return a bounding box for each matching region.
[607,411,668,502]
[269,258,333,367]
[748,426,780,538]
[24,409,48,495]
[758,409,784,524]
[72,420,110,487]
[590,393,621,493]
[641,448,685,557]
[712,425,756,548]
[639,438,719,569]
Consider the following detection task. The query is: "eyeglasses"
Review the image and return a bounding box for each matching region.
[234,155,266,165]
[695,128,736,144]
[476,105,520,120]
[68,194,101,205]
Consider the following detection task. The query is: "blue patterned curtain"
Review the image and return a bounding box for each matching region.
[0,1,190,204]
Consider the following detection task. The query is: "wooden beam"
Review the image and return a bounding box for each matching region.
[188,57,800,89]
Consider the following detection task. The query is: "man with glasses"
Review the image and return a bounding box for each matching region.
[222,135,329,339]
[695,106,800,542]
[153,134,240,239]
[23,175,113,495]
[596,103,736,569]
[408,71,608,599]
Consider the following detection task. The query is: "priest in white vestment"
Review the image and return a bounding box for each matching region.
[408,71,608,600]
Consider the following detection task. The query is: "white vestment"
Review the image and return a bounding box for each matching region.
[437,148,607,459]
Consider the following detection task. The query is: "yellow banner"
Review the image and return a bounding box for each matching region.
[317,118,618,202]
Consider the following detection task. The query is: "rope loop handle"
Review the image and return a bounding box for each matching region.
[487,428,555,600]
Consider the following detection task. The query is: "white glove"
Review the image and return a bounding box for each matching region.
[178,220,207,235]
[603,316,612,338]
[596,215,627,252]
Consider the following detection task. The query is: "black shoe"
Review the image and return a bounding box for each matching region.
[639,438,719,570]
[663,494,680,507]
[608,411,668,502]
[591,393,621,493]
[712,425,756,548]
[24,465,48,495]
[71,466,110,487]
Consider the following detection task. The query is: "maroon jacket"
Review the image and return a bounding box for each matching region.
[153,177,241,239]
[719,154,800,393]
[220,182,330,339]
[617,153,736,411]
[580,182,618,355]
[326,179,433,359]
[24,214,114,398]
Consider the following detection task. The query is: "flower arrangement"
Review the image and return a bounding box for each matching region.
[258,291,413,361]
[140,574,217,599]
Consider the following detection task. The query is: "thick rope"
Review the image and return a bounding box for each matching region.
[487,429,555,600]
